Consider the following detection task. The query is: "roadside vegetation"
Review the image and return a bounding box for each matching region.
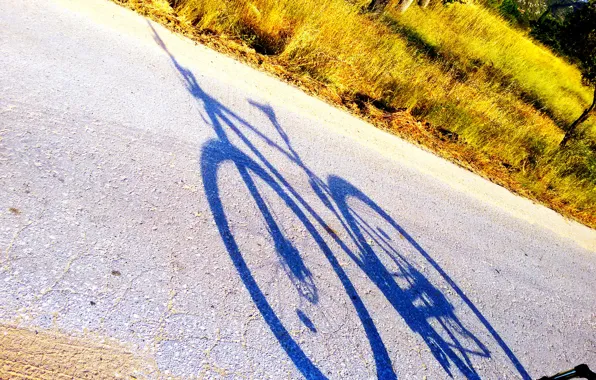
[114,0,596,227]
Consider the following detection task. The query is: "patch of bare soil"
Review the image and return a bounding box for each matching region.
[0,324,155,379]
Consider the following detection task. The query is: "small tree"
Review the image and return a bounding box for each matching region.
[559,0,596,147]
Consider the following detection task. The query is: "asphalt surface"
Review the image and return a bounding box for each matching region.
[1,1,595,379]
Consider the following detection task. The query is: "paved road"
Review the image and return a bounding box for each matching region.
[1,1,595,378]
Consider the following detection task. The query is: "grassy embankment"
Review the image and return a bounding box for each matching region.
[115,0,596,227]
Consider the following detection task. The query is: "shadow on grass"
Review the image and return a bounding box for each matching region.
[381,14,575,128]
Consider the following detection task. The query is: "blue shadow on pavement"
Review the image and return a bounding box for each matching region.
[148,21,530,380]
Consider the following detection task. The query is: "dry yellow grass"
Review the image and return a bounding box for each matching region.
[114,0,596,227]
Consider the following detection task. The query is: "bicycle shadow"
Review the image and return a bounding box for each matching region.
[148,22,530,379]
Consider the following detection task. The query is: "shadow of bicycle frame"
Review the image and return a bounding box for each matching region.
[148,22,530,380]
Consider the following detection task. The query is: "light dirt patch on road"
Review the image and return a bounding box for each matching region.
[0,324,157,379]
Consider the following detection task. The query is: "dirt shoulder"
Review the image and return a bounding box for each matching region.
[0,324,157,379]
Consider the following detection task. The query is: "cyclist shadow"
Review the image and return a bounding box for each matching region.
[242,102,530,379]
[148,22,529,380]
